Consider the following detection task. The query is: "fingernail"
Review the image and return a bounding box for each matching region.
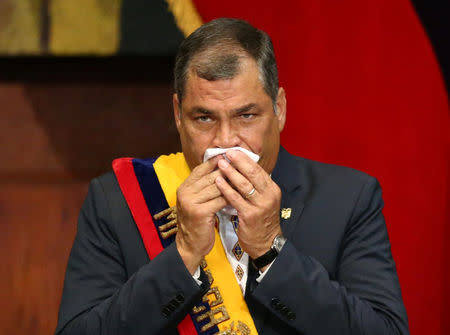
[216,176,225,184]
[218,159,229,169]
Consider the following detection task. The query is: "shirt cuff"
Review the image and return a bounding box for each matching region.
[192,266,202,286]
[256,260,275,283]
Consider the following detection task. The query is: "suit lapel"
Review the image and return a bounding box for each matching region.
[272,147,305,239]
[280,192,305,238]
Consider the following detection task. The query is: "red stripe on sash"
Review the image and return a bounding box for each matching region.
[112,158,197,335]
[113,158,163,258]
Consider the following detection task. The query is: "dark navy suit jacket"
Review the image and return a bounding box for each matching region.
[55,147,409,334]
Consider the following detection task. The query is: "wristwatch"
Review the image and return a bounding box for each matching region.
[251,234,287,269]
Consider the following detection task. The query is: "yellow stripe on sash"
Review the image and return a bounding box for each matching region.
[153,153,258,334]
[153,152,190,207]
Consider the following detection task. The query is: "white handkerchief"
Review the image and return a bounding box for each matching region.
[203,146,260,163]
[203,147,260,216]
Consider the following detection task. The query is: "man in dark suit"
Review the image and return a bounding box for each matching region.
[55,18,409,334]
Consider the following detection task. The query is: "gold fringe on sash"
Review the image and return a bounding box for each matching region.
[165,0,203,37]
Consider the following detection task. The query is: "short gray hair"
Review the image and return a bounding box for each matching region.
[174,18,279,108]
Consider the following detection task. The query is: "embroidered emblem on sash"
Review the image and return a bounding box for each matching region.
[192,259,251,333]
[192,259,231,331]
[197,306,230,332]
[154,206,178,239]
[217,321,251,335]
[203,287,224,307]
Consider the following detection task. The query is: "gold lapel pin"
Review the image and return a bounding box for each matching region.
[281,208,292,220]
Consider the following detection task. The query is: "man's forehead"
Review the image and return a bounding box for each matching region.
[183,58,262,94]
[188,53,257,78]
[182,78,265,112]
[190,50,245,81]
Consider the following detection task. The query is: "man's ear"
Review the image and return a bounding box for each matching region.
[173,93,181,131]
[276,87,287,132]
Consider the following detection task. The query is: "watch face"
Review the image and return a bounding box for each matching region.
[273,236,286,253]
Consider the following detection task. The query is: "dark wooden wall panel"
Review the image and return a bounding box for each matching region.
[0,183,86,334]
[0,82,180,180]
[0,57,179,335]
[0,84,65,177]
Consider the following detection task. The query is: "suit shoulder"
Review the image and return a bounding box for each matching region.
[92,170,130,213]
[286,154,377,196]
[283,154,383,223]
[84,171,125,223]
[84,170,141,243]
[95,170,120,194]
[299,155,373,183]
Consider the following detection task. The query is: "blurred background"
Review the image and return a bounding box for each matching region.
[0,1,448,334]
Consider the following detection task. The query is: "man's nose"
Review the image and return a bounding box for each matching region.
[213,121,240,148]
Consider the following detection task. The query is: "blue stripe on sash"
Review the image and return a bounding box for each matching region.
[132,158,175,248]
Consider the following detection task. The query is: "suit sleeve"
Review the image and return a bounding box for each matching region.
[250,176,409,334]
[55,177,208,335]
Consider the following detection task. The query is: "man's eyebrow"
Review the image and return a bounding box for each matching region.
[188,103,257,115]
[234,103,257,113]
[190,107,214,114]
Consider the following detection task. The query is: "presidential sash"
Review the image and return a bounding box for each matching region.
[112,153,258,335]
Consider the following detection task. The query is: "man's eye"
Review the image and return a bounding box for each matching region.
[241,113,255,119]
[197,116,211,122]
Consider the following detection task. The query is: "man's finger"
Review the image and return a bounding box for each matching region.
[226,150,270,191]
[202,195,228,214]
[184,156,221,186]
[215,176,250,213]
[191,169,224,191]
[194,183,222,203]
[217,158,258,201]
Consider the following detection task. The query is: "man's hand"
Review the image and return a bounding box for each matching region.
[175,156,227,275]
[215,150,282,260]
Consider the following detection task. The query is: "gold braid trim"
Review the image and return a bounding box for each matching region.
[165,0,203,37]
